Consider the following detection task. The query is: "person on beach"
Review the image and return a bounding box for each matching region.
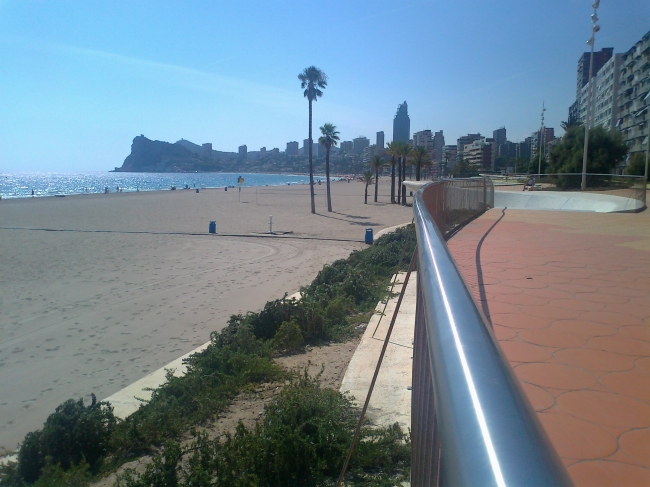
[31,189,34,197]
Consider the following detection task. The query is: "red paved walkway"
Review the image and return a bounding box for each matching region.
[447,208,650,487]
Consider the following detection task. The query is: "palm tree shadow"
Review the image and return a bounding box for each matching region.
[332,212,370,220]
[314,212,380,226]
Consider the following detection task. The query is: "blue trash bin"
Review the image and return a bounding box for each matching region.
[209,221,216,234]
[365,228,373,244]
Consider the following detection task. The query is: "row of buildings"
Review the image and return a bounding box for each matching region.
[569,30,649,169]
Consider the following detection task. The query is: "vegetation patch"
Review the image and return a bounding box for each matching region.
[1,225,416,487]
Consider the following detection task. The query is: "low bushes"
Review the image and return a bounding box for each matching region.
[1,225,415,486]
[116,372,411,487]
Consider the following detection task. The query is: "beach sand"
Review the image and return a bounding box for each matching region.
[0,179,412,451]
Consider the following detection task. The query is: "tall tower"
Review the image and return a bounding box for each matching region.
[392,102,410,142]
[376,131,385,154]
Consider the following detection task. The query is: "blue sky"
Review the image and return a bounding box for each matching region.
[0,0,648,172]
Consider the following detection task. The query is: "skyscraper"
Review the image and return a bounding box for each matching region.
[353,136,370,155]
[432,131,445,163]
[376,131,385,154]
[392,102,410,142]
[491,127,507,168]
[576,47,613,98]
[286,141,299,156]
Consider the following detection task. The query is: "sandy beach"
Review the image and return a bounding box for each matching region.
[0,179,411,451]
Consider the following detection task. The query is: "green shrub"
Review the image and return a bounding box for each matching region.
[116,372,411,487]
[15,395,114,483]
[273,318,304,353]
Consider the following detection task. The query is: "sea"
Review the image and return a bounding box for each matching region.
[0,172,330,199]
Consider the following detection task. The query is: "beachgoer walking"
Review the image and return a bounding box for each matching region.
[31,189,34,197]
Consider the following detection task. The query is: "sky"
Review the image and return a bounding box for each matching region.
[0,0,648,172]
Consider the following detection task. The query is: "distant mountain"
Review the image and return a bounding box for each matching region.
[175,139,203,154]
[114,135,238,172]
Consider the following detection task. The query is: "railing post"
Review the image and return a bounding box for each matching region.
[483,177,487,211]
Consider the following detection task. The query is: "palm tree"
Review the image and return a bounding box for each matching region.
[384,142,399,203]
[396,141,411,205]
[298,66,328,214]
[443,149,451,177]
[410,146,429,181]
[361,170,374,204]
[318,123,339,212]
[369,155,384,202]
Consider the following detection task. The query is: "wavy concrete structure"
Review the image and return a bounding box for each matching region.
[494,190,645,213]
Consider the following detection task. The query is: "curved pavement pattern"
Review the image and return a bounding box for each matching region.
[494,190,645,213]
[447,207,650,486]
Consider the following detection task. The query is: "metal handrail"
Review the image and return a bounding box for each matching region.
[411,180,573,486]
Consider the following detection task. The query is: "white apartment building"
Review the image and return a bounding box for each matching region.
[593,54,623,131]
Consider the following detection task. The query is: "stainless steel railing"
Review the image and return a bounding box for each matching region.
[411,180,573,486]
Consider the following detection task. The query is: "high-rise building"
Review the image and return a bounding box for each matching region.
[432,131,445,163]
[201,143,212,159]
[457,134,482,160]
[363,145,379,164]
[442,145,457,173]
[412,130,434,161]
[491,128,507,168]
[286,141,299,156]
[376,131,385,154]
[576,48,614,98]
[353,136,370,155]
[593,54,623,131]
[340,141,354,153]
[238,144,247,160]
[516,138,533,161]
[617,30,650,165]
[393,102,410,142]
[530,128,555,162]
[302,139,320,156]
[463,138,493,170]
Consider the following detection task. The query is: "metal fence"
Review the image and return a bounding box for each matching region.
[411,179,573,486]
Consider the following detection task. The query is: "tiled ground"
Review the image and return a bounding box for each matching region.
[447,208,650,487]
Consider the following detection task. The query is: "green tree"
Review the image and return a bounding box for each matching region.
[298,66,328,214]
[318,123,340,212]
[384,142,399,203]
[561,112,582,133]
[361,171,374,204]
[624,152,646,176]
[369,155,385,202]
[409,146,429,181]
[548,125,628,187]
[451,158,478,178]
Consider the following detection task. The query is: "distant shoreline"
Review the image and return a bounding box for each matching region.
[0,171,354,200]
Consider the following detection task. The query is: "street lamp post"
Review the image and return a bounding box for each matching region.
[581,0,601,191]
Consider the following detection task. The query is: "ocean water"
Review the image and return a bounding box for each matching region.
[0,172,329,199]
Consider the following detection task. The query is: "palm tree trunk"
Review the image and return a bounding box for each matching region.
[416,161,421,181]
[401,157,407,205]
[308,99,315,214]
[364,184,368,204]
[390,157,396,204]
[397,157,402,206]
[325,147,332,212]
[374,169,379,202]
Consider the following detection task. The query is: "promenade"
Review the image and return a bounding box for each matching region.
[447,207,650,486]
